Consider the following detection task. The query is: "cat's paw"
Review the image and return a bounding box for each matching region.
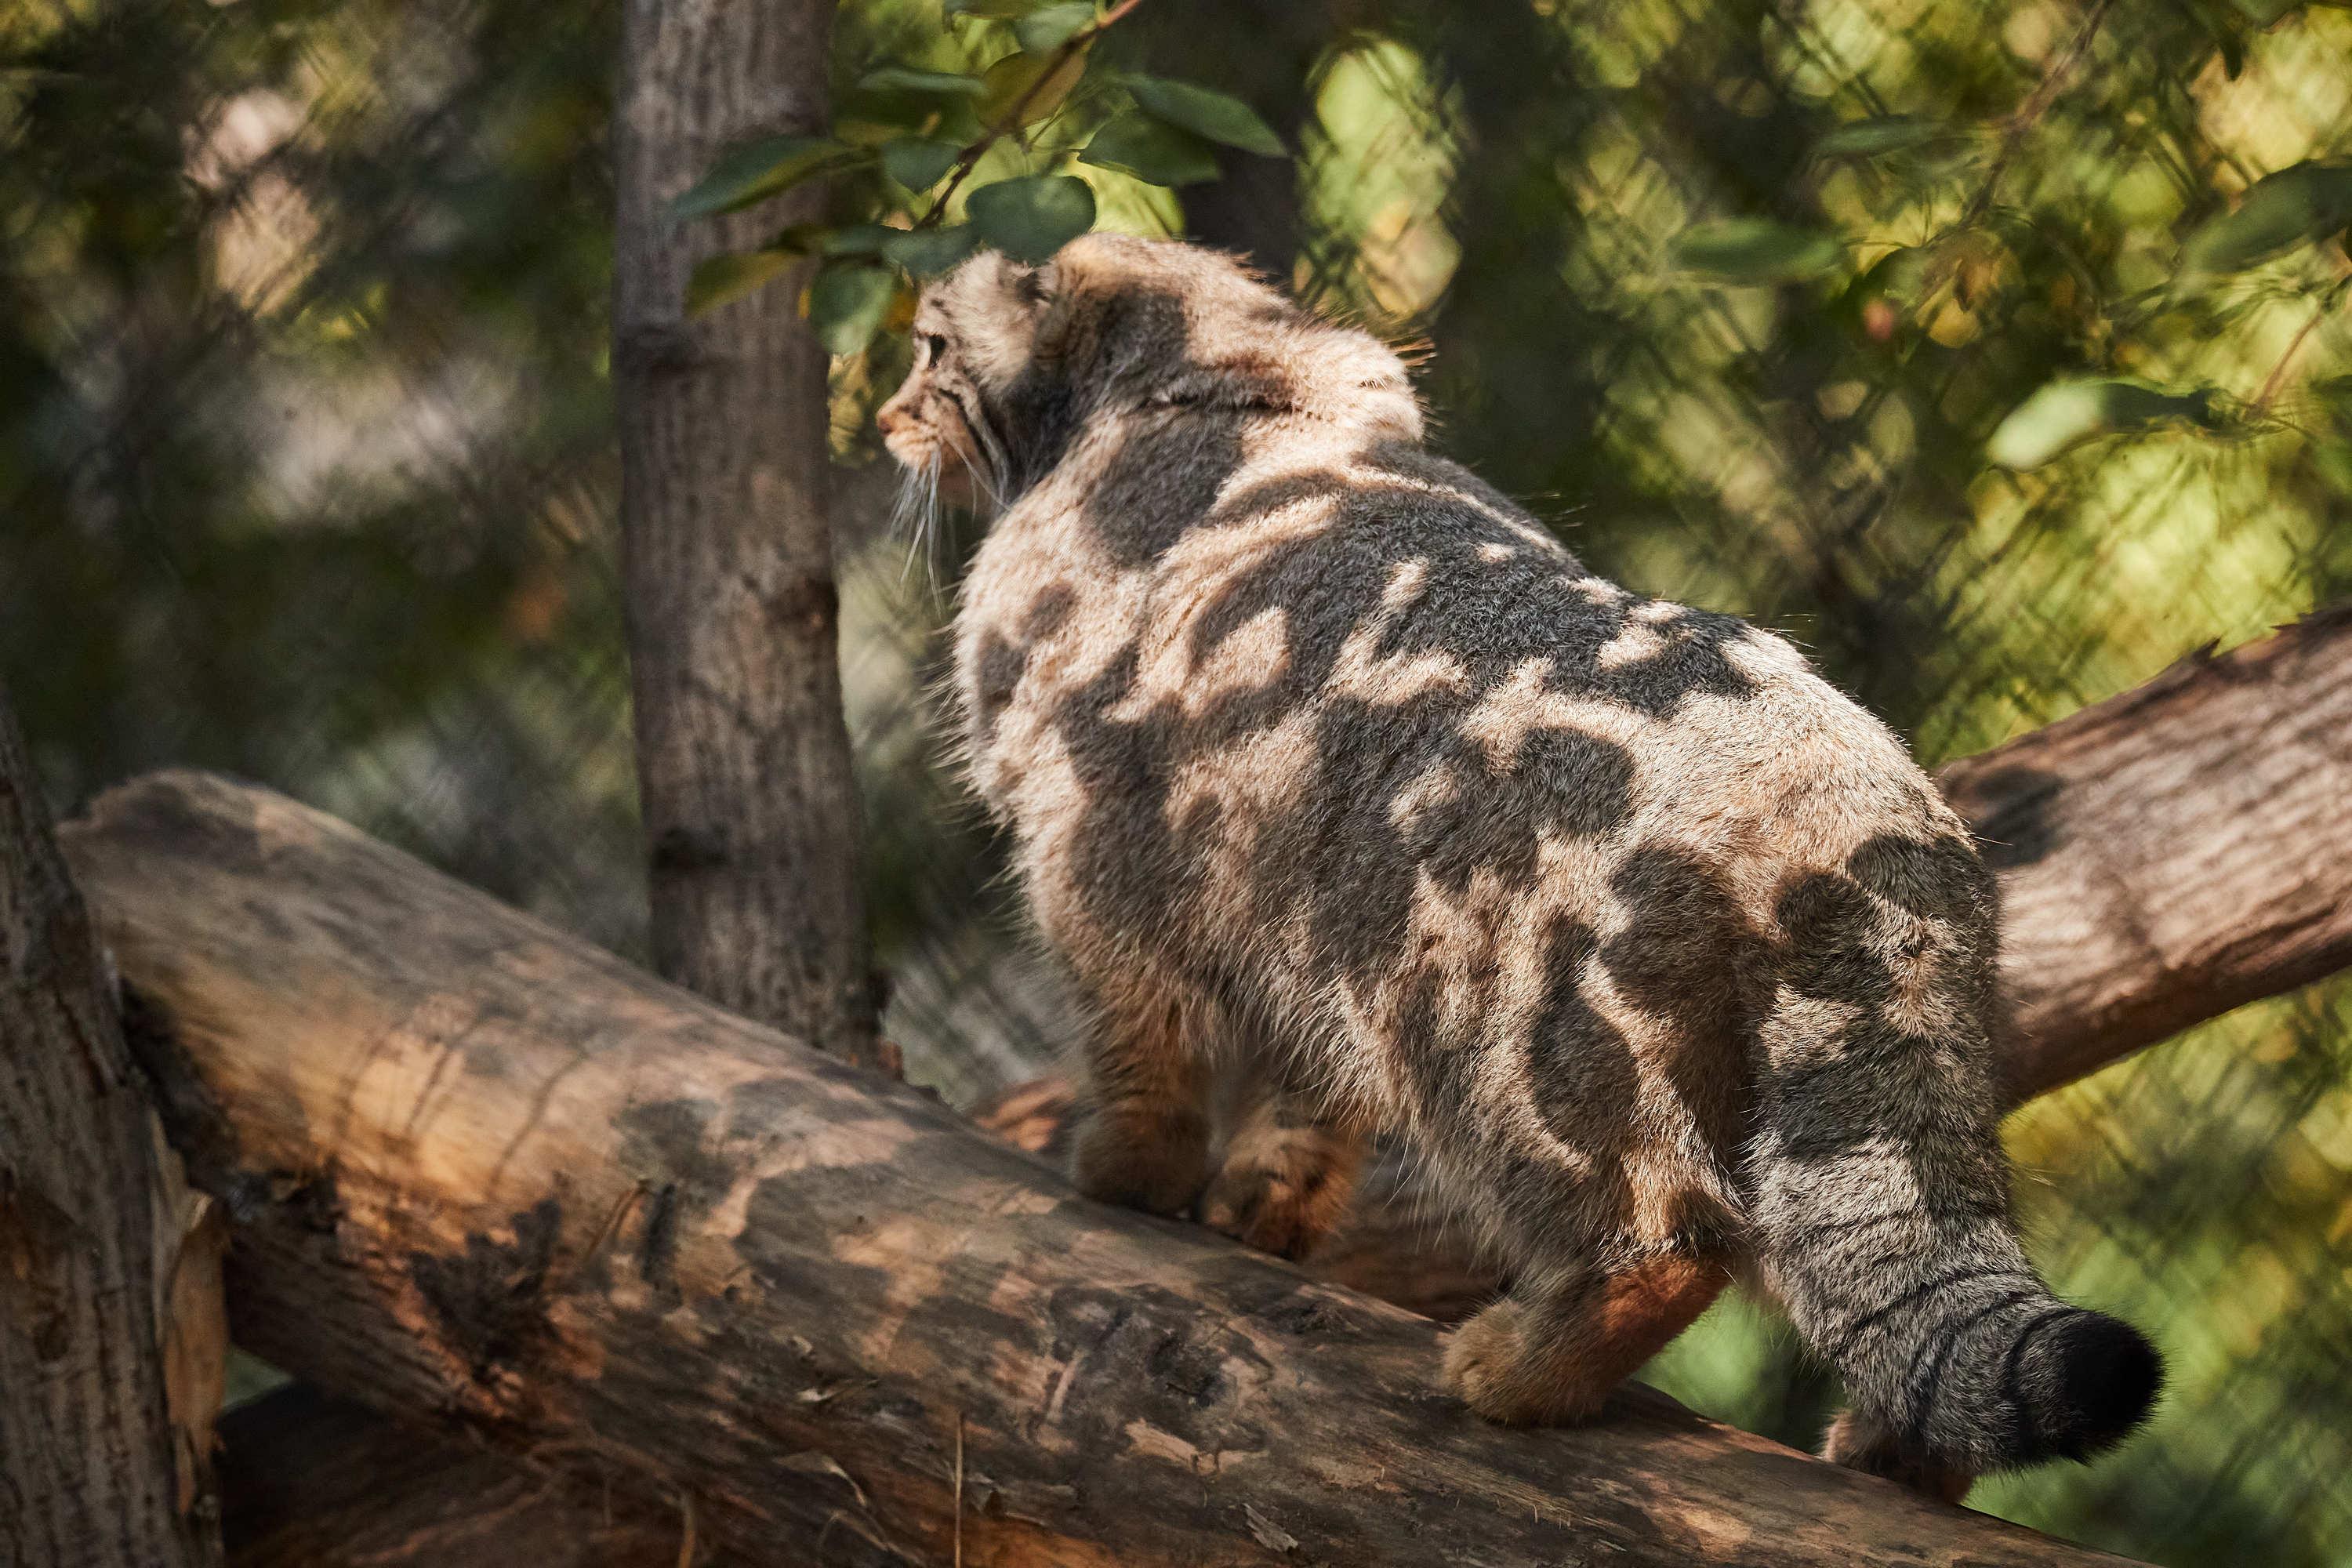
[1443,1300,1610,1426]
[1444,1300,1551,1425]
[1820,1407,1976,1504]
[1197,1122,1360,1260]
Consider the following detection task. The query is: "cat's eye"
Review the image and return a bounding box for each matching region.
[920,332,949,366]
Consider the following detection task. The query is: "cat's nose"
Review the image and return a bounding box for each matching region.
[877,401,915,437]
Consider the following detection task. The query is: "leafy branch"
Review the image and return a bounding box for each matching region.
[916,0,1150,232]
[663,0,1282,352]
[1958,0,2116,229]
[2249,274,2350,420]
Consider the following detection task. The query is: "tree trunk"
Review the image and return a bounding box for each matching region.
[68,771,2146,1568]
[0,692,223,1568]
[612,0,879,1068]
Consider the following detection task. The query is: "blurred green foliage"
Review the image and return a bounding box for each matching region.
[0,0,637,941]
[5,1,2350,1561]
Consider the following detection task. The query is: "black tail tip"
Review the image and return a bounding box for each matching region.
[2024,1311,2163,1461]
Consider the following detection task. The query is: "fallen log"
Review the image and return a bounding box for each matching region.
[67,771,2141,1567]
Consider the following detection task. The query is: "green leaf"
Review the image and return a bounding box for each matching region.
[807,260,899,354]
[671,136,860,221]
[881,224,983,276]
[881,137,963,192]
[835,94,984,154]
[1014,2,1095,52]
[685,249,801,314]
[855,64,988,97]
[978,42,1091,127]
[946,0,1044,15]
[2181,0,2251,78]
[820,223,898,256]
[765,223,833,253]
[1125,76,1282,156]
[1079,113,1221,187]
[2178,162,2352,278]
[1668,218,1844,284]
[1987,379,2220,470]
[1810,115,1946,161]
[967,173,1096,263]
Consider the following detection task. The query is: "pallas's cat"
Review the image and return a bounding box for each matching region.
[877,234,2158,1495]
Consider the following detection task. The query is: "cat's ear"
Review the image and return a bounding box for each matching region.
[1025,259,1083,362]
[1011,259,1059,309]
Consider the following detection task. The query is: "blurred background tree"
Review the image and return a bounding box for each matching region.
[4,0,2349,1561]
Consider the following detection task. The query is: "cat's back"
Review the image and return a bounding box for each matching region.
[966,423,1699,720]
[958,419,1957,967]
[964,419,1878,778]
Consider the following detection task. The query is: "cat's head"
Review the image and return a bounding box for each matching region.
[877,233,1418,506]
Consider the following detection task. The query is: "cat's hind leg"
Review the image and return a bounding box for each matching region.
[1199,1063,1368,1261]
[1067,988,1214,1216]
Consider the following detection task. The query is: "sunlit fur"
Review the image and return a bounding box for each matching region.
[879,233,2160,1493]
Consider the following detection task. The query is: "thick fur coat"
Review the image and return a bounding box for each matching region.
[877,234,2158,1494]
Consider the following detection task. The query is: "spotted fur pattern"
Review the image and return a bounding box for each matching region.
[877,234,2160,1488]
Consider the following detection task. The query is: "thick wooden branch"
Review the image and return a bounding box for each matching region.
[1936,607,2352,1102]
[0,694,223,1568]
[66,772,2136,1568]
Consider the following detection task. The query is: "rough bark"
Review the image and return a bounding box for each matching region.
[218,1385,750,1568]
[67,772,2140,1568]
[1938,607,2352,1103]
[0,695,223,1568]
[613,0,879,1067]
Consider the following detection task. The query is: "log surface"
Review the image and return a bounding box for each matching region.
[67,771,2140,1568]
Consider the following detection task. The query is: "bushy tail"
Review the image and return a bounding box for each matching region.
[1749,887,2160,1475]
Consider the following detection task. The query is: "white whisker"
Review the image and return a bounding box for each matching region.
[957,447,1003,521]
[892,455,944,590]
